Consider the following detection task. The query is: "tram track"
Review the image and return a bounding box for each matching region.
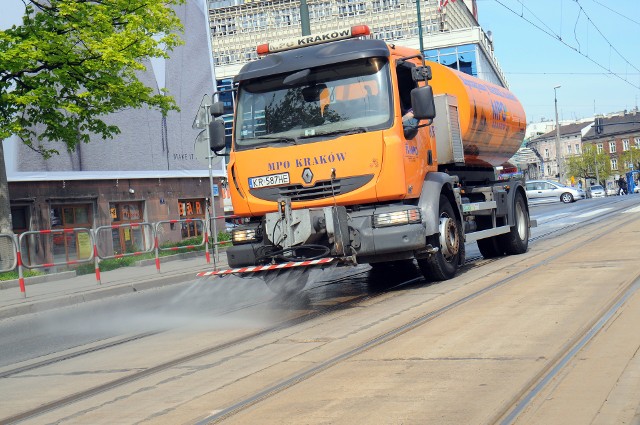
[2,200,637,424]
[2,199,630,382]
[195,203,640,424]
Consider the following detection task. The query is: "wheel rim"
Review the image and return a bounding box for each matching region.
[438,214,459,262]
[561,193,572,203]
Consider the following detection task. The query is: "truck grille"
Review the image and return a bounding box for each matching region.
[250,174,374,202]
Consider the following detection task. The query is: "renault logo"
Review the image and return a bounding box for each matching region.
[302,168,313,184]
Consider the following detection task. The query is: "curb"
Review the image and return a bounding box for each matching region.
[0,270,213,321]
[0,271,77,290]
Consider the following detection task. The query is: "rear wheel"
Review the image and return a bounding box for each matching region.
[498,191,529,255]
[417,195,461,281]
[560,192,574,203]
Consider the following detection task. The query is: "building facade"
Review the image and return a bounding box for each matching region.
[582,110,640,190]
[208,0,506,85]
[6,0,227,267]
[526,122,593,182]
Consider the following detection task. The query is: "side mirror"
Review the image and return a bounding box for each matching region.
[210,101,225,118]
[209,119,227,154]
[410,85,436,120]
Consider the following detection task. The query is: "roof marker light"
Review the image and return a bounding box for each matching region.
[256,25,371,55]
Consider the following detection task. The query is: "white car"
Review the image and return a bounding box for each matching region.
[589,185,606,198]
[525,180,586,204]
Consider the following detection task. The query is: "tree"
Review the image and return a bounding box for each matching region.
[565,144,612,187]
[0,0,184,236]
[619,145,640,173]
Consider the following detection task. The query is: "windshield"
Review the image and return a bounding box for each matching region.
[234,57,392,150]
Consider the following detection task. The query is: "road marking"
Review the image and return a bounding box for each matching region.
[623,205,640,214]
[576,208,612,218]
[532,213,570,223]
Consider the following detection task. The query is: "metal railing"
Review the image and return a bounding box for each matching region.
[154,218,209,273]
[16,229,95,297]
[1,215,238,297]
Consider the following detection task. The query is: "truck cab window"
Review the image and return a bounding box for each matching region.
[233,58,393,150]
[396,62,417,115]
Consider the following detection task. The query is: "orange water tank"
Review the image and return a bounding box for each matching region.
[427,61,526,167]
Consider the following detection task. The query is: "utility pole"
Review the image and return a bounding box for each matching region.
[416,0,424,53]
[554,85,563,184]
[594,145,600,187]
[300,0,310,36]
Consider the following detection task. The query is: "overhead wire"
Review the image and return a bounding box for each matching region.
[590,0,640,28]
[492,0,640,90]
[573,0,640,73]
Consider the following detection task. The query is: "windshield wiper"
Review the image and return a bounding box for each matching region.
[252,136,298,146]
[299,127,367,139]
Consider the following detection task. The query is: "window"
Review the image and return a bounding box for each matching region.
[611,158,618,170]
[544,148,549,159]
[109,201,146,254]
[11,206,29,234]
[597,143,603,154]
[635,137,640,147]
[623,139,630,151]
[50,204,93,264]
[575,143,580,154]
[567,144,572,154]
[609,141,616,153]
[179,199,206,239]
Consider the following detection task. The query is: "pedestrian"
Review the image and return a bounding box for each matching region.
[618,176,627,195]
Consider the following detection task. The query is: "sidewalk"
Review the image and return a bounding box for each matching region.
[0,252,228,321]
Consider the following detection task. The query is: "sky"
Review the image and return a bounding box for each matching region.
[476,0,640,124]
[2,0,639,125]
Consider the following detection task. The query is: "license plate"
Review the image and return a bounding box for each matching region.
[249,172,290,188]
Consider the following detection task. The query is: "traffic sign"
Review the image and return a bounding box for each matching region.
[194,130,209,163]
[192,94,211,130]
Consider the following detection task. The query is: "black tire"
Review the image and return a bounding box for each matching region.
[560,192,574,203]
[498,191,530,255]
[417,195,461,281]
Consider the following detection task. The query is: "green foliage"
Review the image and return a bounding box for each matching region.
[215,231,231,246]
[618,146,640,173]
[0,0,184,156]
[0,269,43,281]
[566,144,612,185]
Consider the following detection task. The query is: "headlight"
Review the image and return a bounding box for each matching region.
[232,228,258,243]
[373,208,422,228]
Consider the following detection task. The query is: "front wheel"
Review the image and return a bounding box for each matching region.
[417,195,461,281]
[560,192,574,203]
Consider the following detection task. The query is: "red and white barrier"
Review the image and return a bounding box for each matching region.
[196,258,335,277]
[17,229,94,298]
[154,218,208,273]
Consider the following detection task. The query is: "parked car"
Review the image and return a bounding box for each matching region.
[589,185,606,198]
[525,180,586,204]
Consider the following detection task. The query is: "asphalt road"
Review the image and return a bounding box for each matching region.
[1,194,635,370]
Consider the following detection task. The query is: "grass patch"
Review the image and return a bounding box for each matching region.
[75,233,230,276]
[0,269,44,281]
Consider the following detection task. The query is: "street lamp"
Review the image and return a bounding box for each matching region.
[553,85,563,184]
